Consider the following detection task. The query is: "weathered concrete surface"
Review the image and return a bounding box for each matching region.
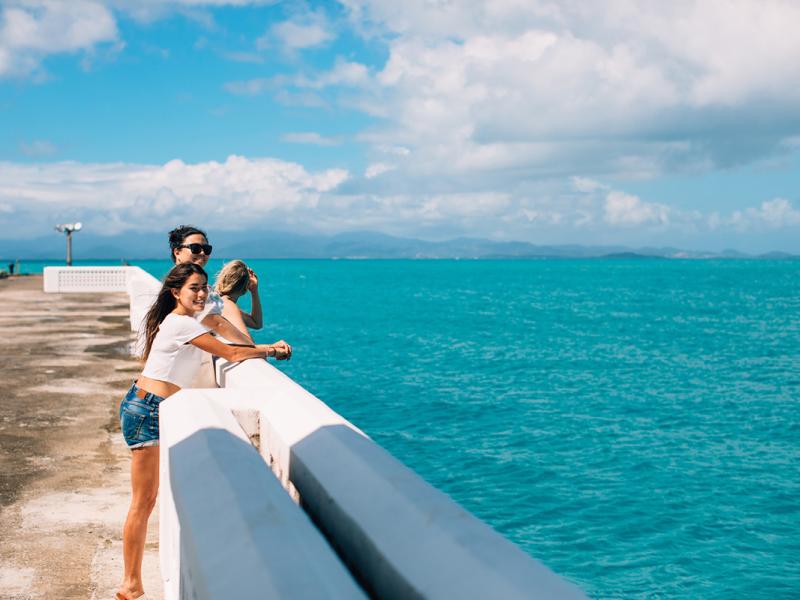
[0,276,162,600]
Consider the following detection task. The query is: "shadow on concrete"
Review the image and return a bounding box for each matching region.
[169,427,366,599]
[287,424,587,600]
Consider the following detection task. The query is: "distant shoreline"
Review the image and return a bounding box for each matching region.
[3,254,799,262]
[3,230,798,263]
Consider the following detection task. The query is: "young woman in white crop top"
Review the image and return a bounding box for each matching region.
[116,262,291,600]
[169,224,255,345]
[168,224,257,386]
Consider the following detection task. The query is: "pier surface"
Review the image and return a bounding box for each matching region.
[0,276,162,599]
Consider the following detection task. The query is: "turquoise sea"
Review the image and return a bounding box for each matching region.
[21,259,800,598]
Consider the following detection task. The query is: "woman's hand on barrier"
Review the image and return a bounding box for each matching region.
[269,340,292,360]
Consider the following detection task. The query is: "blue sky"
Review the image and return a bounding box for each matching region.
[1,0,800,252]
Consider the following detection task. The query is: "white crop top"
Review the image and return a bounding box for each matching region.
[195,288,224,322]
[141,313,212,388]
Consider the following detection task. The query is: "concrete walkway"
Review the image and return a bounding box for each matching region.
[0,276,162,600]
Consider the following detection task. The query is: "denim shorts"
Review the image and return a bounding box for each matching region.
[119,382,164,449]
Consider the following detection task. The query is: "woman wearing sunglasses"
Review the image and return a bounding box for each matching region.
[167,225,259,385]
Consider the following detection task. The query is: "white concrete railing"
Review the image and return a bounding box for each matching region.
[159,390,366,600]
[43,265,129,292]
[200,357,587,600]
[44,266,161,333]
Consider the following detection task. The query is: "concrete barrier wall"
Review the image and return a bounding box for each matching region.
[159,390,367,600]
[216,357,587,600]
[125,267,162,334]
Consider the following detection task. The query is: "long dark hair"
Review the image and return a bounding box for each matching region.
[168,225,208,263]
[140,263,207,361]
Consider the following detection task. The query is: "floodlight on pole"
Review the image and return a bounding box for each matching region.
[54,222,82,266]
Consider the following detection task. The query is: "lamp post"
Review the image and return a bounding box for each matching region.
[54,222,82,266]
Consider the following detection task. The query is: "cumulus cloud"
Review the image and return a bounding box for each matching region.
[0,0,118,78]
[0,156,796,247]
[364,162,393,178]
[0,0,278,78]
[603,191,670,227]
[225,59,369,97]
[273,89,328,107]
[571,177,608,194]
[0,156,349,236]
[4,1,800,249]
[19,139,57,157]
[310,59,370,87]
[0,156,595,239]
[258,11,335,51]
[343,0,800,113]
[220,50,263,64]
[110,1,274,23]
[223,77,269,96]
[728,198,800,231]
[754,198,800,227]
[326,0,800,186]
[282,132,341,146]
[18,1,799,184]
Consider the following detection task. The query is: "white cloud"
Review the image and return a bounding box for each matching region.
[343,0,800,105]
[282,132,341,146]
[223,77,269,95]
[327,0,800,186]
[728,198,800,231]
[0,0,118,78]
[111,1,273,23]
[364,162,393,178]
[0,157,797,248]
[0,1,278,78]
[273,89,327,107]
[224,59,369,97]
[19,139,57,157]
[0,156,349,235]
[420,192,511,219]
[754,198,800,227]
[288,59,370,89]
[0,156,593,240]
[571,177,607,193]
[374,144,410,156]
[321,59,369,86]
[604,191,670,227]
[259,12,335,51]
[3,1,800,249]
[220,50,263,64]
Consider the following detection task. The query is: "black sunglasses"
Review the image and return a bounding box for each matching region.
[178,243,213,256]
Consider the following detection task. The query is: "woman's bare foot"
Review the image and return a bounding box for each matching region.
[115,589,145,600]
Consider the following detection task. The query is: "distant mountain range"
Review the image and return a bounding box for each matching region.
[1,230,797,261]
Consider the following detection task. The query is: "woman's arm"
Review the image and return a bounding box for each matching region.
[239,269,264,329]
[221,297,255,344]
[241,268,263,329]
[200,313,253,345]
[190,333,291,362]
[241,295,262,329]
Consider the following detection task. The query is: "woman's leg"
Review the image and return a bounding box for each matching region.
[117,445,159,599]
